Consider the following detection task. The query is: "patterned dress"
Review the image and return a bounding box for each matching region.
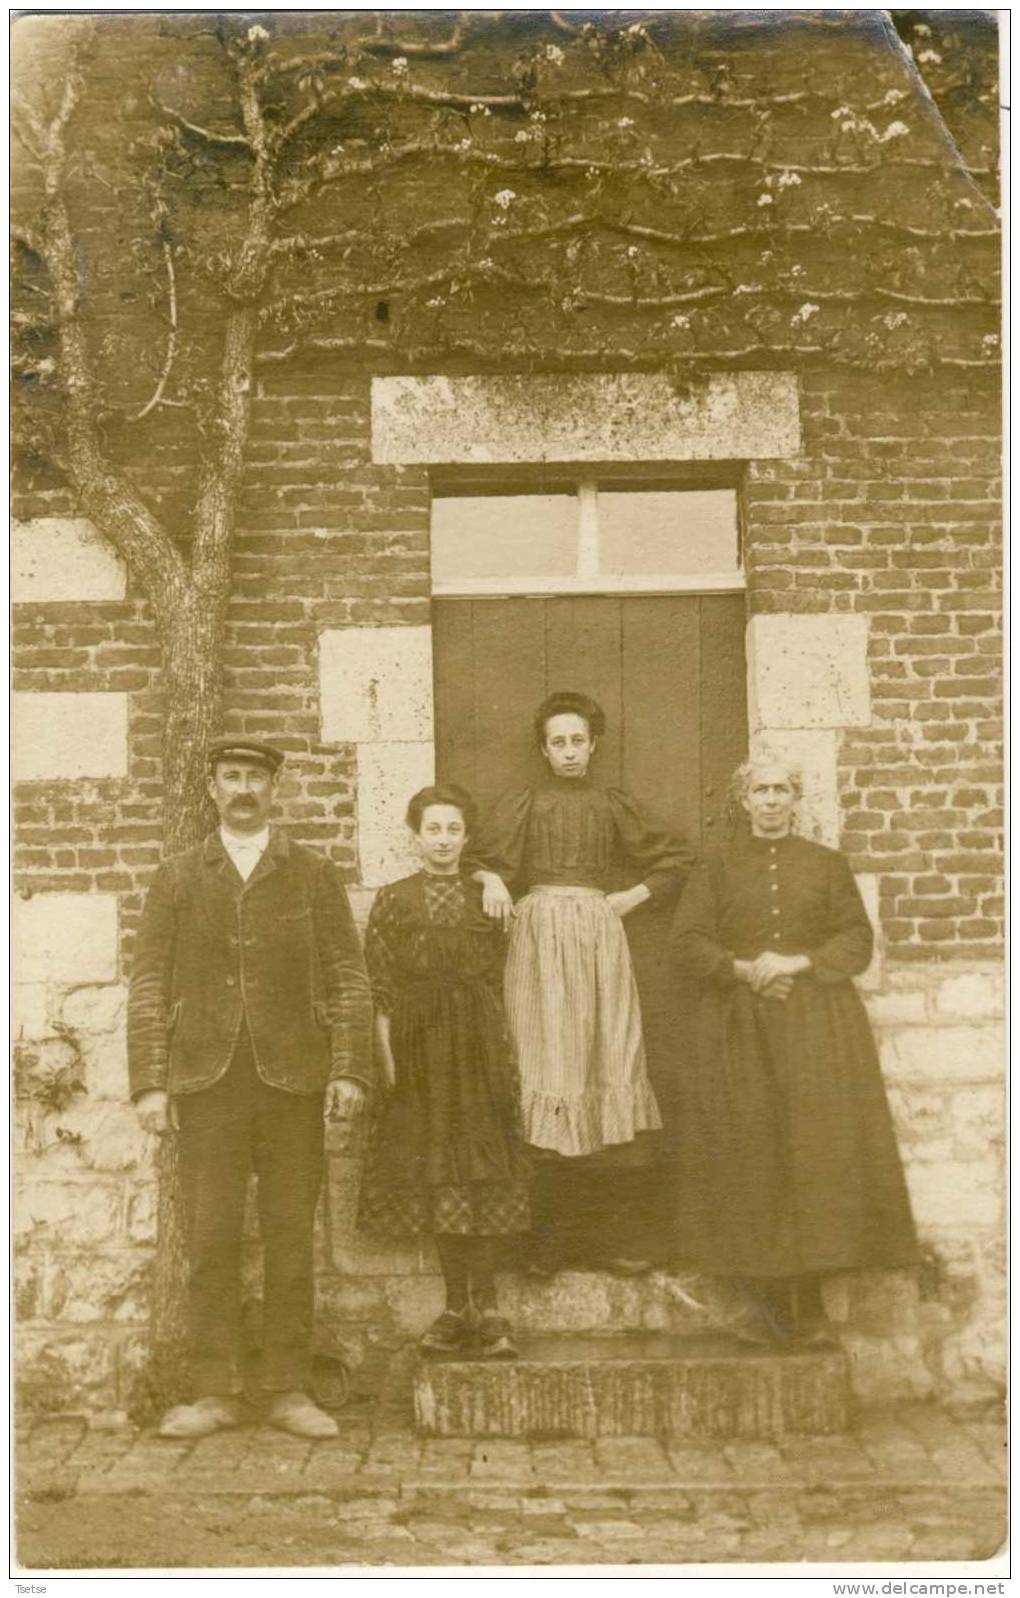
[670,832,918,1277]
[468,776,693,1157]
[358,871,530,1237]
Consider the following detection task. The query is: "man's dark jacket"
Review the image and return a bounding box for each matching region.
[127,829,373,1099]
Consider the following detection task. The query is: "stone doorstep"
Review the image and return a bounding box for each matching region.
[412,1333,850,1441]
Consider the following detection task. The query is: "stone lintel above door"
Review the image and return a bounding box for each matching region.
[371,373,801,464]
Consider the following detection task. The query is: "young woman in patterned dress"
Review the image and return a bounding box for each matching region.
[358,784,529,1357]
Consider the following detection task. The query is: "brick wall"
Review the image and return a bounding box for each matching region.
[745,367,1003,957]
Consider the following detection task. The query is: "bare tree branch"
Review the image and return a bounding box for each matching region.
[153,96,252,150]
[130,239,180,421]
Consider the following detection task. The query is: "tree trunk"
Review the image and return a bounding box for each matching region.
[140,588,229,1418]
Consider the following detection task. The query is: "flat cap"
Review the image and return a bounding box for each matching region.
[207,736,285,774]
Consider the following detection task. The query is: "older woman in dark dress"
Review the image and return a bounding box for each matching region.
[670,756,917,1344]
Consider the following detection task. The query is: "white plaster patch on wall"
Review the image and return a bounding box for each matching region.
[12,518,127,603]
[13,894,120,984]
[747,614,871,730]
[372,373,801,464]
[356,742,436,888]
[319,626,434,743]
[747,727,840,846]
[13,693,129,782]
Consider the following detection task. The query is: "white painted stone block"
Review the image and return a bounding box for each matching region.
[13,983,51,1040]
[865,989,928,1028]
[880,1023,1004,1085]
[12,518,127,603]
[13,692,129,781]
[372,373,801,464]
[60,982,127,1036]
[320,625,434,743]
[13,894,119,985]
[17,1180,122,1247]
[905,1162,1003,1230]
[747,614,871,730]
[747,728,840,846]
[932,969,1004,1021]
[357,742,436,888]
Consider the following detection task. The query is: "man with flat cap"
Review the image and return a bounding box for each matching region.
[128,737,373,1440]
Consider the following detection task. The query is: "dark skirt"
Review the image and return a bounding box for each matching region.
[359,974,530,1238]
[673,976,918,1277]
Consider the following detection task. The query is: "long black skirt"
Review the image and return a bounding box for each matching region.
[672,977,918,1277]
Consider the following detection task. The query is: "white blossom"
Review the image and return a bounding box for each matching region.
[757,192,773,208]
[627,245,638,257]
[246,24,269,43]
[348,76,366,91]
[671,313,691,329]
[391,56,409,76]
[882,88,906,104]
[831,105,852,120]
[790,302,820,326]
[914,21,931,35]
[917,49,942,64]
[881,121,910,142]
[544,43,565,65]
[426,297,445,308]
[493,188,516,209]
[514,130,531,143]
[733,283,757,295]
[983,333,1000,351]
[880,311,908,331]
[791,264,804,276]
[616,116,635,129]
[776,170,802,188]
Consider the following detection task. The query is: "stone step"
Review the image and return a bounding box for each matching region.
[493,1269,747,1338]
[413,1331,851,1441]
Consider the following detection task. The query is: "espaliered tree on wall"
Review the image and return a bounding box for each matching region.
[11,9,999,1408]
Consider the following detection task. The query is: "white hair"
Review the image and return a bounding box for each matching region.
[730,753,805,806]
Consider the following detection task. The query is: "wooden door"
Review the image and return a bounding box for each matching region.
[433,593,748,1142]
[433,593,747,851]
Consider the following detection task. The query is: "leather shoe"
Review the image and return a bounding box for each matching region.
[265,1390,339,1440]
[158,1395,244,1439]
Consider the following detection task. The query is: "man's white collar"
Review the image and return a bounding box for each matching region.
[220,825,270,852]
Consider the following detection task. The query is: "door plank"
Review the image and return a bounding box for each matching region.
[433,599,478,797]
[469,597,548,808]
[699,593,749,851]
[621,596,701,841]
[543,597,624,785]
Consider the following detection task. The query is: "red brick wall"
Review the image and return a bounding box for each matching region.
[744,367,1002,957]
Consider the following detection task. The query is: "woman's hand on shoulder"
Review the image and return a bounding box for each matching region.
[476,870,515,926]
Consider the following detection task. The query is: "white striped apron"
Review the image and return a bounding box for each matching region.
[505,885,662,1157]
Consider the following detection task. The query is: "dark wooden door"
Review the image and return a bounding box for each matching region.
[433,593,748,1144]
[433,593,747,852]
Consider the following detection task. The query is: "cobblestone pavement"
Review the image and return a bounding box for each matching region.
[15,1388,1006,1570]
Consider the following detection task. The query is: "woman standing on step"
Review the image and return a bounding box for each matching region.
[358,784,530,1359]
[670,755,918,1345]
[468,691,693,1275]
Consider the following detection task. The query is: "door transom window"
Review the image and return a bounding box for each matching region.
[430,481,743,596]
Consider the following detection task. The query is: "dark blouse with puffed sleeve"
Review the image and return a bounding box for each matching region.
[467,774,694,900]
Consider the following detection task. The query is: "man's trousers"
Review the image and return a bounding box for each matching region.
[175,1029,325,1398]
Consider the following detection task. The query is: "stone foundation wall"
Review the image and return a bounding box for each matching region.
[14,950,1002,1417]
